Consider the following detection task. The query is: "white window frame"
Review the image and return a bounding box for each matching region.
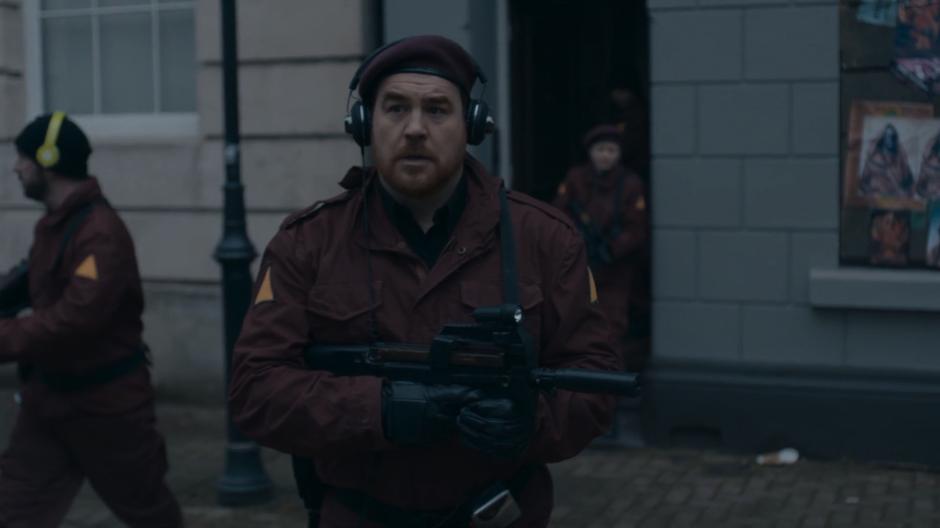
[22,0,198,143]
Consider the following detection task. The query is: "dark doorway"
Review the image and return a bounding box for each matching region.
[510,0,652,379]
[509,0,650,201]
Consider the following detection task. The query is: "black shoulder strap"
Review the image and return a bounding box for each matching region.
[498,188,519,306]
[51,200,102,274]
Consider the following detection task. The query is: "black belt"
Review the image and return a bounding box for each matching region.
[34,345,150,393]
[331,465,537,528]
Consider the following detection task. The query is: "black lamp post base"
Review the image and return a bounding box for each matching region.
[217,442,274,506]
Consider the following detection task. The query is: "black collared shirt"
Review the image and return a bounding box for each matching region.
[379,176,467,268]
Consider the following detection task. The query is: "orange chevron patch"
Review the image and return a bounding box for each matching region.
[254,268,274,305]
[74,255,98,280]
[588,268,598,304]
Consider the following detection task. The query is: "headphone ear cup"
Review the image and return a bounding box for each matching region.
[346,100,372,147]
[36,145,60,169]
[465,99,490,146]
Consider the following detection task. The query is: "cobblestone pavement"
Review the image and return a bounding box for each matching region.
[0,393,938,527]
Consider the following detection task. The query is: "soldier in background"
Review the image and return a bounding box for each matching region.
[553,125,649,370]
[0,113,182,527]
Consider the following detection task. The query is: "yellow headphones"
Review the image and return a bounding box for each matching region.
[36,111,65,169]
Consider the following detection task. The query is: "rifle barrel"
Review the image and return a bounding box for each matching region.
[532,368,638,395]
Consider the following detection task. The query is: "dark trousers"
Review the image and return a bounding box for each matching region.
[0,398,182,528]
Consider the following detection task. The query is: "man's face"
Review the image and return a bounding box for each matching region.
[14,154,47,201]
[589,141,621,173]
[371,73,467,199]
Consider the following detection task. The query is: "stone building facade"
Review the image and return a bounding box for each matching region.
[1,0,936,464]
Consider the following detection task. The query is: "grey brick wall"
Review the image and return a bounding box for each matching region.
[648,0,875,369]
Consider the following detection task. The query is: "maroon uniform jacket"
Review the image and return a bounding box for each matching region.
[553,163,649,364]
[0,178,152,414]
[229,158,621,524]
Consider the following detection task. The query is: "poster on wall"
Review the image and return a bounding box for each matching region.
[843,100,934,211]
[926,205,940,267]
[894,0,940,94]
[841,101,936,266]
[869,209,911,266]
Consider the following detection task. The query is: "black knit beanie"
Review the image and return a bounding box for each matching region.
[15,113,92,178]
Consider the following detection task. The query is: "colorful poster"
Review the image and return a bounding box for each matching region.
[843,100,934,210]
[926,205,940,267]
[894,0,940,94]
[857,0,898,27]
[869,209,911,266]
[858,115,940,201]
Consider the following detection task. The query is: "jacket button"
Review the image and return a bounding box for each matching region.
[456,246,467,255]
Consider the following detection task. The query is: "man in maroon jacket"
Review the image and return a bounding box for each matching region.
[0,113,182,527]
[553,125,649,371]
[229,36,621,527]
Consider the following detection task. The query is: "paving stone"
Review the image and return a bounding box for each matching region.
[0,392,924,527]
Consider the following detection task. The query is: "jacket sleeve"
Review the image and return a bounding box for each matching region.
[228,227,392,458]
[609,176,649,261]
[525,229,622,463]
[0,228,134,364]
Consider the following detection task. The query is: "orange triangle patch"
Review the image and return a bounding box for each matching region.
[254,268,274,305]
[74,255,98,280]
[588,268,598,304]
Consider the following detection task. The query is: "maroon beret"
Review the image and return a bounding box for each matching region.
[582,124,623,149]
[356,35,481,106]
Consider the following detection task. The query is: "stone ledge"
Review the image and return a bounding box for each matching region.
[809,267,940,312]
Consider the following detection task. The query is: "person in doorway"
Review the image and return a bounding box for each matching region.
[553,125,649,370]
[228,35,621,527]
[0,113,182,528]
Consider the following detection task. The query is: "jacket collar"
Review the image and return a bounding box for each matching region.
[350,156,502,256]
[43,177,105,227]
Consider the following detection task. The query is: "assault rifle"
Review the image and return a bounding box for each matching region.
[303,304,639,396]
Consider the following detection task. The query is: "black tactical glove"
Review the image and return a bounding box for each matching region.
[457,397,534,459]
[381,381,482,446]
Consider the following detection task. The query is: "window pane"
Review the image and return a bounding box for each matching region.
[43,16,94,114]
[42,0,91,10]
[100,12,154,113]
[98,0,150,7]
[159,9,195,112]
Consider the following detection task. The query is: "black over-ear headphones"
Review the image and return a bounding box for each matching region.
[344,38,494,147]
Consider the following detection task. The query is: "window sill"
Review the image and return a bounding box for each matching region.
[68,113,199,145]
[809,267,940,312]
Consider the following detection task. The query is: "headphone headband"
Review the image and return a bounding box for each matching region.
[36,111,65,169]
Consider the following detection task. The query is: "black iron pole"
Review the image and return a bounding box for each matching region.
[214,0,272,507]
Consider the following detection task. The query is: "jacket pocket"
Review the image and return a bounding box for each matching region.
[306,281,382,341]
